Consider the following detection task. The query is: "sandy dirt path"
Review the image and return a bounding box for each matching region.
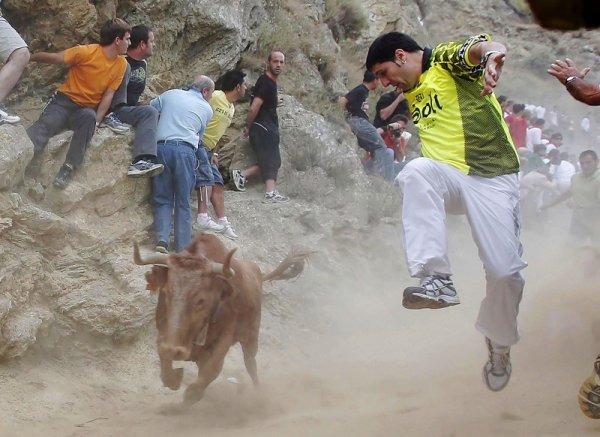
[1,228,599,436]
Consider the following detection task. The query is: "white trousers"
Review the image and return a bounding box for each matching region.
[396,158,527,346]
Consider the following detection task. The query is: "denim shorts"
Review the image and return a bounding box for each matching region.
[195,145,224,188]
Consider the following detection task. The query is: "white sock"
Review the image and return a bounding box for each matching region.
[266,191,274,196]
[490,340,509,352]
[218,216,229,224]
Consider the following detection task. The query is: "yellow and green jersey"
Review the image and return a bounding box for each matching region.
[404,34,519,177]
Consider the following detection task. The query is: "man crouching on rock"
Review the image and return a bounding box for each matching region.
[25,18,130,189]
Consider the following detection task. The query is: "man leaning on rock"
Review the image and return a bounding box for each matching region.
[25,18,130,189]
[100,24,163,178]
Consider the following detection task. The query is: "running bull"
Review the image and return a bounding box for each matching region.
[133,233,311,405]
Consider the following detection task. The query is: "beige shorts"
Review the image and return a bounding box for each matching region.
[0,15,27,63]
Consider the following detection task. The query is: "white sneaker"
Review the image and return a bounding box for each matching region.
[197,216,225,232]
[402,275,460,309]
[0,103,20,125]
[264,191,289,203]
[220,222,239,240]
[127,160,164,177]
[232,169,246,192]
[482,338,512,392]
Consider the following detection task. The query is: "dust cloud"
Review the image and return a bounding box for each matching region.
[1,205,599,437]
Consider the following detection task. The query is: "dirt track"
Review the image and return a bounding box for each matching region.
[1,220,600,437]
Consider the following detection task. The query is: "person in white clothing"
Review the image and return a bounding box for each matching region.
[526,118,544,151]
[545,131,562,155]
[548,149,576,194]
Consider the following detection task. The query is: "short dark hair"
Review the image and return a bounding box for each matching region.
[551,132,563,140]
[366,32,423,71]
[390,114,409,124]
[217,70,246,91]
[99,18,131,46]
[129,25,152,50]
[363,70,377,82]
[580,149,598,161]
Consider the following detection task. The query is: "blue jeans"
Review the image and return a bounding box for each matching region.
[152,140,197,252]
[347,116,394,181]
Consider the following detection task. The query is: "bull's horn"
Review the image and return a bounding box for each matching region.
[222,248,236,277]
[133,241,169,266]
[209,248,237,277]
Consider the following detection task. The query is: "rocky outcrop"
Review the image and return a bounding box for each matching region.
[0,86,381,360]
[1,0,596,361]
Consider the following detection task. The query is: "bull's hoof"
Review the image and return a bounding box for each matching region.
[158,401,190,416]
[183,386,205,405]
[161,367,184,390]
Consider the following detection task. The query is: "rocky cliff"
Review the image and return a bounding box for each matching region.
[1,0,599,361]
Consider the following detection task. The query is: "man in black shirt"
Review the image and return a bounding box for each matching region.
[102,24,162,178]
[373,89,410,128]
[339,70,393,180]
[232,50,289,202]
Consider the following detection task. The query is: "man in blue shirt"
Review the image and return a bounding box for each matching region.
[150,75,214,253]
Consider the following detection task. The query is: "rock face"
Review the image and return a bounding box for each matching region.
[0,96,374,360]
[0,0,598,360]
[3,0,264,100]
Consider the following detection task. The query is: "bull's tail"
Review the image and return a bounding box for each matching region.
[263,249,314,282]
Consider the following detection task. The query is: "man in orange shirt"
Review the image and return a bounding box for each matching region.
[25,18,130,188]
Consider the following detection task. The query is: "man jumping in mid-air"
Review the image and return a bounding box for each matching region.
[367,32,525,391]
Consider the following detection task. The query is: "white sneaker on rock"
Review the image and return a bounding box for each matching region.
[0,103,20,125]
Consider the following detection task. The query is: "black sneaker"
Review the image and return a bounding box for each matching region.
[127,160,164,178]
[53,163,75,189]
[99,112,129,134]
[402,275,460,309]
[155,241,169,254]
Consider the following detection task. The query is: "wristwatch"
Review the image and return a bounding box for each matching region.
[565,76,579,86]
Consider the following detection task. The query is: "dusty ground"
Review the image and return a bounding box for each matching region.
[1,211,599,437]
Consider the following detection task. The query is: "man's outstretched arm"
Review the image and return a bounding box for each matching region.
[548,58,600,105]
[30,51,65,65]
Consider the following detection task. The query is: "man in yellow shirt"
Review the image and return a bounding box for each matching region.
[25,18,130,189]
[195,70,247,239]
[367,32,523,392]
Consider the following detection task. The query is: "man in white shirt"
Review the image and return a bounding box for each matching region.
[548,149,576,194]
[526,118,544,151]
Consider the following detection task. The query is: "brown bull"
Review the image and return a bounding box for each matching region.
[133,233,311,405]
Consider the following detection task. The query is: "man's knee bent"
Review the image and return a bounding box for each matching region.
[137,105,159,123]
[75,108,97,130]
[394,157,438,189]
